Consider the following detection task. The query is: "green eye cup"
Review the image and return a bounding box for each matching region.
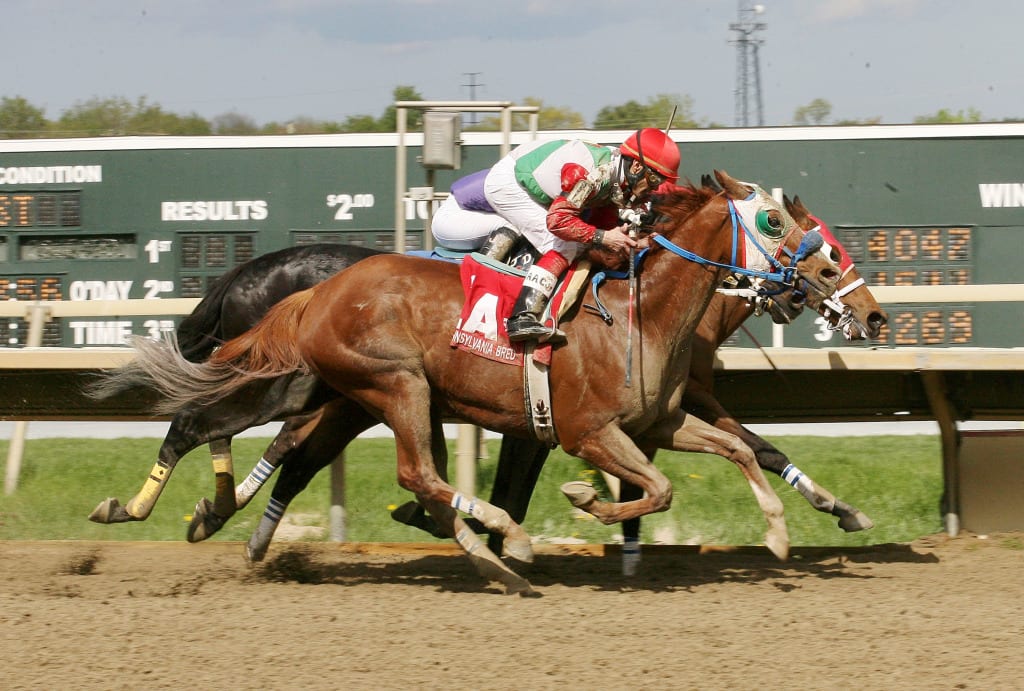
[755,209,784,238]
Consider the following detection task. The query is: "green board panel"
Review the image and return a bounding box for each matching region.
[1,126,1022,347]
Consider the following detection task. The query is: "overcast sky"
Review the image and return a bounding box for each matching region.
[8,0,1024,128]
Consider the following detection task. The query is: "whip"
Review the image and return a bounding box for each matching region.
[625,218,638,387]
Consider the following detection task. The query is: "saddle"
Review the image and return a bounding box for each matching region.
[451,253,591,445]
[450,253,590,366]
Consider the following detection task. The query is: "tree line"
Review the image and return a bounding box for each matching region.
[0,86,1014,139]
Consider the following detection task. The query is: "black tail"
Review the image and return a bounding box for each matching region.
[176,262,250,362]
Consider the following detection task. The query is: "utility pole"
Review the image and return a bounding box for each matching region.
[730,1,766,127]
[462,72,483,125]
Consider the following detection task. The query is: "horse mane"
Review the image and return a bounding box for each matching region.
[649,180,721,226]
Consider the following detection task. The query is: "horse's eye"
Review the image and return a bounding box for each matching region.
[767,210,782,228]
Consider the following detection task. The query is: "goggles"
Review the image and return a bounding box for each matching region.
[643,167,665,188]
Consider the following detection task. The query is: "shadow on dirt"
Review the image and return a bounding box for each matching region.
[244,543,939,595]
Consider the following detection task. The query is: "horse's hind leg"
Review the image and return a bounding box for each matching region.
[393,408,536,596]
[91,375,318,526]
[392,436,552,549]
[235,409,328,509]
[361,386,534,593]
[89,407,208,524]
[189,409,329,543]
[246,401,375,561]
[186,437,238,542]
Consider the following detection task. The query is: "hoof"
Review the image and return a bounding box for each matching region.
[246,539,269,563]
[507,579,541,598]
[561,481,598,509]
[390,501,447,538]
[465,552,538,596]
[765,530,790,562]
[88,498,137,524]
[838,509,875,532]
[501,535,535,565]
[186,498,229,543]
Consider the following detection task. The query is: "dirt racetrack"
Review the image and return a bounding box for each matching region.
[2,534,1022,690]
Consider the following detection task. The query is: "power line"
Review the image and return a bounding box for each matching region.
[462,72,483,124]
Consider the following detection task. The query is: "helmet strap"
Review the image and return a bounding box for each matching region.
[621,157,644,205]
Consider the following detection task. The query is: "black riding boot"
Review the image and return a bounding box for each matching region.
[478,226,519,263]
[506,265,566,344]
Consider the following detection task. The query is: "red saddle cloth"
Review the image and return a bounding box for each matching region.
[450,255,580,366]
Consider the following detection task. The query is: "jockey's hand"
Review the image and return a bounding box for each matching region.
[599,224,639,253]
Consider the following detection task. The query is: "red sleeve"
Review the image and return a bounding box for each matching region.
[547,195,599,244]
[560,162,589,192]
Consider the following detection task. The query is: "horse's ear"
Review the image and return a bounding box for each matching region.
[701,173,722,193]
[714,169,749,198]
[784,194,804,222]
[792,195,809,215]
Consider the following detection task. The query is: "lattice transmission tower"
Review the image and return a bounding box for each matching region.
[730,1,767,127]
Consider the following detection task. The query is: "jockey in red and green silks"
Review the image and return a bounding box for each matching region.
[486,129,681,343]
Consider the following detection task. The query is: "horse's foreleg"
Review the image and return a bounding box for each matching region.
[484,437,550,554]
[559,427,674,525]
[619,479,645,576]
[638,411,790,561]
[735,427,874,533]
[687,385,873,533]
[618,445,659,575]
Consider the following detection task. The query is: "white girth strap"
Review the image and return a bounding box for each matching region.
[524,342,558,444]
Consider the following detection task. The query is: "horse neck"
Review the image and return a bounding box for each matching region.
[700,292,753,346]
[639,200,734,353]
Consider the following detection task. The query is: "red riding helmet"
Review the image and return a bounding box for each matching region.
[620,128,680,182]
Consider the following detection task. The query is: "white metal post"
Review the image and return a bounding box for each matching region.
[4,303,50,495]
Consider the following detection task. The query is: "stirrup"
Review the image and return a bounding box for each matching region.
[507,314,566,344]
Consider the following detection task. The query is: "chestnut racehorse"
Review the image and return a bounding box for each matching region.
[97,171,840,594]
[88,191,876,566]
[242,193,882,560]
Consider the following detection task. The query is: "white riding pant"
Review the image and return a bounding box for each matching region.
[430,194,507,250]
[483,154,584,261]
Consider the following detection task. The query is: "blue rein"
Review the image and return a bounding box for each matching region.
[586,199,824,324]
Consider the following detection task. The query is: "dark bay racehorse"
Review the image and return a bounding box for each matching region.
[93,172,840,594]
[88,244,382,529]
